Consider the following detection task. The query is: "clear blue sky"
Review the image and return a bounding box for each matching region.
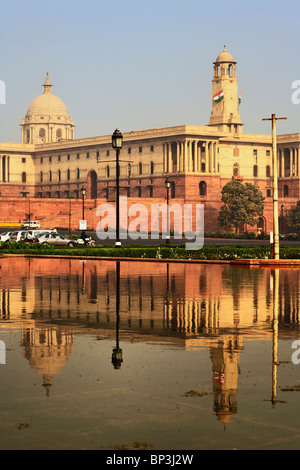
[1,0,299,142]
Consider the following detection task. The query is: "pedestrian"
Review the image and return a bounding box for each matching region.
[81,230,88,246]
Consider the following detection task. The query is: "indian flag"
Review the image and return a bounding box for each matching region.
[213,90,224,102]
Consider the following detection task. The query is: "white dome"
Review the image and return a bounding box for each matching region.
[25,73,73,121]
[26,93,70,117]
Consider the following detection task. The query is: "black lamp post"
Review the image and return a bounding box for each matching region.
[165,176,171,245]
[80,186,86,221]
[281,204,285,235]
[112,129,123,247]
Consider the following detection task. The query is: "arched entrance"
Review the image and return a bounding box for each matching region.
[87,170,98,199]
[257,216,266,234]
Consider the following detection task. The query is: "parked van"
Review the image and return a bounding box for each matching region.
[21,220,41,229]
[27,229,56,238]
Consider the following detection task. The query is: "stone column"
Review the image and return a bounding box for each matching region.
[189,141,193,172]
[167,143,172,173]
[194,141,198,173]
[213,142,216,173]
[183,140,187,172]
[163,143,166,173]
[215,143,219,173]
[177,142,181,172]
[204,143,208,173]
[208,141,212,173]
[289,148,292,177]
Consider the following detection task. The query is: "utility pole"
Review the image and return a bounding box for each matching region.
[262,114,287,260]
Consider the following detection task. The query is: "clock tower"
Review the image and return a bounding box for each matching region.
[208,46,243,134]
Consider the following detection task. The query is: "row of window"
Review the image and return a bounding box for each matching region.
[38,162,157,182]
[39,145,155,164]
[40,169,80,183]
[253,165,271,178]
[232,164,271,178]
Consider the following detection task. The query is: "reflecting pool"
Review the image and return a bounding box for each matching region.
[0,257,300,450]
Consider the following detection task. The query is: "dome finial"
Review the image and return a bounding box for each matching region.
[43,73,53,94]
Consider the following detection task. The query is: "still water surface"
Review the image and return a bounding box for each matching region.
[0,257,300,450]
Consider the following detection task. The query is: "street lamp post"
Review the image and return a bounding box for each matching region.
[262,114,287,259]
[281,204,285,235]
[80,186,86,221]
[165,176,171,245]
[112,129,123,248]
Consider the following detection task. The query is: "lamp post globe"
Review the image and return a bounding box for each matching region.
[112,128,123,150]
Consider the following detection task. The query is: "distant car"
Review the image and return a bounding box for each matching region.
[21,220,41,229]
[26,229,56,239]
[0,231,12,242]
[37,232,77,247]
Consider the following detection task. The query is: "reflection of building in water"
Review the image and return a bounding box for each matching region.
[0,257,300,420]
[21,326,74,396]
[210,334,243,426]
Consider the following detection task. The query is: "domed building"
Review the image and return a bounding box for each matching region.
[0,47,298,234]
[20,73,75,144]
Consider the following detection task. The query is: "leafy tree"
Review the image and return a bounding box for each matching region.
[286,201,300,230]
[25,212,34,221]
[217,180,265,233]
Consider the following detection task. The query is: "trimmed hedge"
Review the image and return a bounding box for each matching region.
[1,241,300,260]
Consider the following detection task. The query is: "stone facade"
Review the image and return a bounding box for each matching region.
[0,48,299,233]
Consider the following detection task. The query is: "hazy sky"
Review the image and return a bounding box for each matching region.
[1,0,299,143]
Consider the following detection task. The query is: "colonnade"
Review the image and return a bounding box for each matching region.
[163,139,219,174]
[21,125,74,144]
[278,147,300,178]
[0,155,10,182]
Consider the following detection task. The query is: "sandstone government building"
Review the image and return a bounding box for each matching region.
[0,46,299,233]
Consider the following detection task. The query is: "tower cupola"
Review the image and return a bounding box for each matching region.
[208,46,243,134]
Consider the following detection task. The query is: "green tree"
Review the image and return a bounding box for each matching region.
[217,180,265,233]
[286,201,300,230]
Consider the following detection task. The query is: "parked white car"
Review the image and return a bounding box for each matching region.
[8,231,30,242]
[0,231,13,242]
[37,232,77,247]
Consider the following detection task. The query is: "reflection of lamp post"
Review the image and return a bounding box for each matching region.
[281,204,284,235]
[164,263,171,329]
[272,269,279,405]
[80,186,86,221]
[112,261,123,369]
[165,176,171,245]
[112,129,123,248]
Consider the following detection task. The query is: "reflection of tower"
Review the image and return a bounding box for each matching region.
[210,334,243,426]
[21,326,74,396]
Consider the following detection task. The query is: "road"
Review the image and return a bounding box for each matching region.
[1,228,299,247]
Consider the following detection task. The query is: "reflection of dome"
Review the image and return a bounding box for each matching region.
[21,73,75,144]
[215,46,235,63]
[22,327,74,397]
